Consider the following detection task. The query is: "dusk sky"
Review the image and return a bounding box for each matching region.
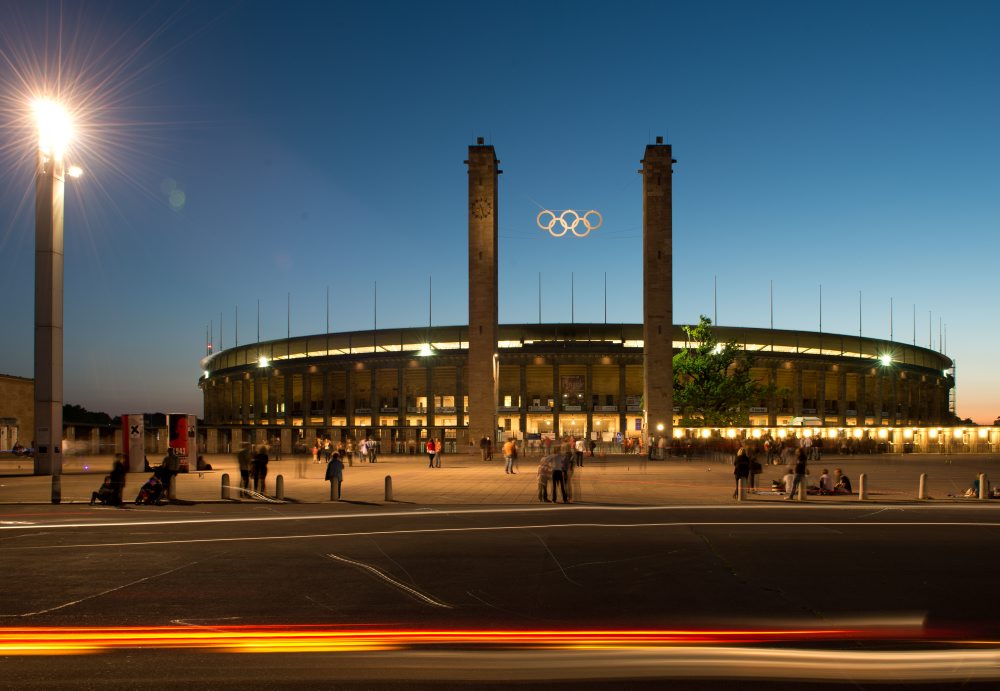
[0,0,997,422]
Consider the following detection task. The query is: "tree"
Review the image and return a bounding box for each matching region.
[672,315,774,426]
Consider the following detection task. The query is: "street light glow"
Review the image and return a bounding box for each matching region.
[67,165,83,178]
[880,354,892,367]
[33,99,72,157]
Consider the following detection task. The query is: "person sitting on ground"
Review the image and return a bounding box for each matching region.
[782,469,795,495]
[90,475,116,505]
[818,468,834,494]
[834,469,852,494]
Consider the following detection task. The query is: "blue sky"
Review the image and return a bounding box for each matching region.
[0,0,997,421]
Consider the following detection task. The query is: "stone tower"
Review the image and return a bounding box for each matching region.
[466,138,500,443]
[641,137,675,439]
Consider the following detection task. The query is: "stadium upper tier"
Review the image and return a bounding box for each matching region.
[199,323,954,432]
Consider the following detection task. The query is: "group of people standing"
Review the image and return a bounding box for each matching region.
[535,443,577,503]
[312,437,379,466]
[236,443,270,495]
[426,438,444,468]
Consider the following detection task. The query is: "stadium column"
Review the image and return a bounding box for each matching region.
[466,138,500,446]
[817,367,827,424]
[618,363,627,438]
[640,137,675,439]
[519,364,528,439]
[585,363,593,440]
[837,370,848,427]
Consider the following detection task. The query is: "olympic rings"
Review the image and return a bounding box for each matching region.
[536,209,603,237]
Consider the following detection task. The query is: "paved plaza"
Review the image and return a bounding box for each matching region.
[1,451,998,506]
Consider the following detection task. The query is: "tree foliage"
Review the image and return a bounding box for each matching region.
[673,316,773,426]
[62,404,114,426]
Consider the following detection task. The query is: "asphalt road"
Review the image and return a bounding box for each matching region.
[2,503,1000,689]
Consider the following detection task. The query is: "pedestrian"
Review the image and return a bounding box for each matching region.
[426,437,436,468]
[107,457,127,506]
[346,439,354,467]
[359,438,369,463]
[480,435,490,461]
[433,438,442,468]
[503,438,516,474]
[325,451,344,500]
[236,443,252,495]
[551,446,567,503]
[787,448,807,500]
[574,437,586,467]
[733,446,751,498]
[536,454,555,503]
[556,451,573,503]
[162,448,180,481]
[252,444,269,495]
[369,437,379,463]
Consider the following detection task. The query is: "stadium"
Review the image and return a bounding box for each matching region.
[198,139,960,456]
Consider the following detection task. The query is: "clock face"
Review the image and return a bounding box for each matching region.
[471,197,491,220]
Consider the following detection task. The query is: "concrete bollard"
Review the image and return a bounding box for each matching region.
[330,479,340,501]
[979,473,988,501]
[385,475,393,502]
[918,473,927,500]
[168,475,177,501]
[221,473,230,500]
[276,474,284,501]
[51,475,61,504]
[737,479,745,502]
[858,473,867,501]
[798,480,807,501]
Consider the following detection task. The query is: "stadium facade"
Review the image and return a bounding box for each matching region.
[198,138,955,453]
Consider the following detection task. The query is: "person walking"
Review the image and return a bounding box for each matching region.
[733,446,751,498]
[574,437,586,467]
[536,454,555,502]
[236,443,252,495]
[433,438,442,468]
[369,437,379,463]
[503,438,516,474]
[252,444,269,495]
[551,446,567,503]
[325,452,344,500]
[557,451,573,503]
[426,438,436,468]
[787,448,808,500]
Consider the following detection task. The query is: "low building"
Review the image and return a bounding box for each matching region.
[0,373,33,450]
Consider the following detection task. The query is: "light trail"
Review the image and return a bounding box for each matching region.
[3,519,1000,552]
[1,503,997,533]
[0,623,932,655]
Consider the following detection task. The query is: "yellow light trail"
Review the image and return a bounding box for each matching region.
[0,625,926,656]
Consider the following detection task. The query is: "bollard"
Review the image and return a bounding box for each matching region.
[858,473,867,501]
[918,473,927,500]
[168,475,177,502]
[979,473,988,501]
[330,479,340,501]
[276,474,284,501]
[798,480,807,502]
[51,475,61,504]
[385,475,393,502]
[737,478,745,502]
[221,473,230,500]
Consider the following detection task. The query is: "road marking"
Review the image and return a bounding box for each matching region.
[0,560,199,618]
[326,553,452,608]
[0,521,34,526]
[5,521,1000,551]
[1,503,995,532]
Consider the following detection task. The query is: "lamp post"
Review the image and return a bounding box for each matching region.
[32,100,79,494]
